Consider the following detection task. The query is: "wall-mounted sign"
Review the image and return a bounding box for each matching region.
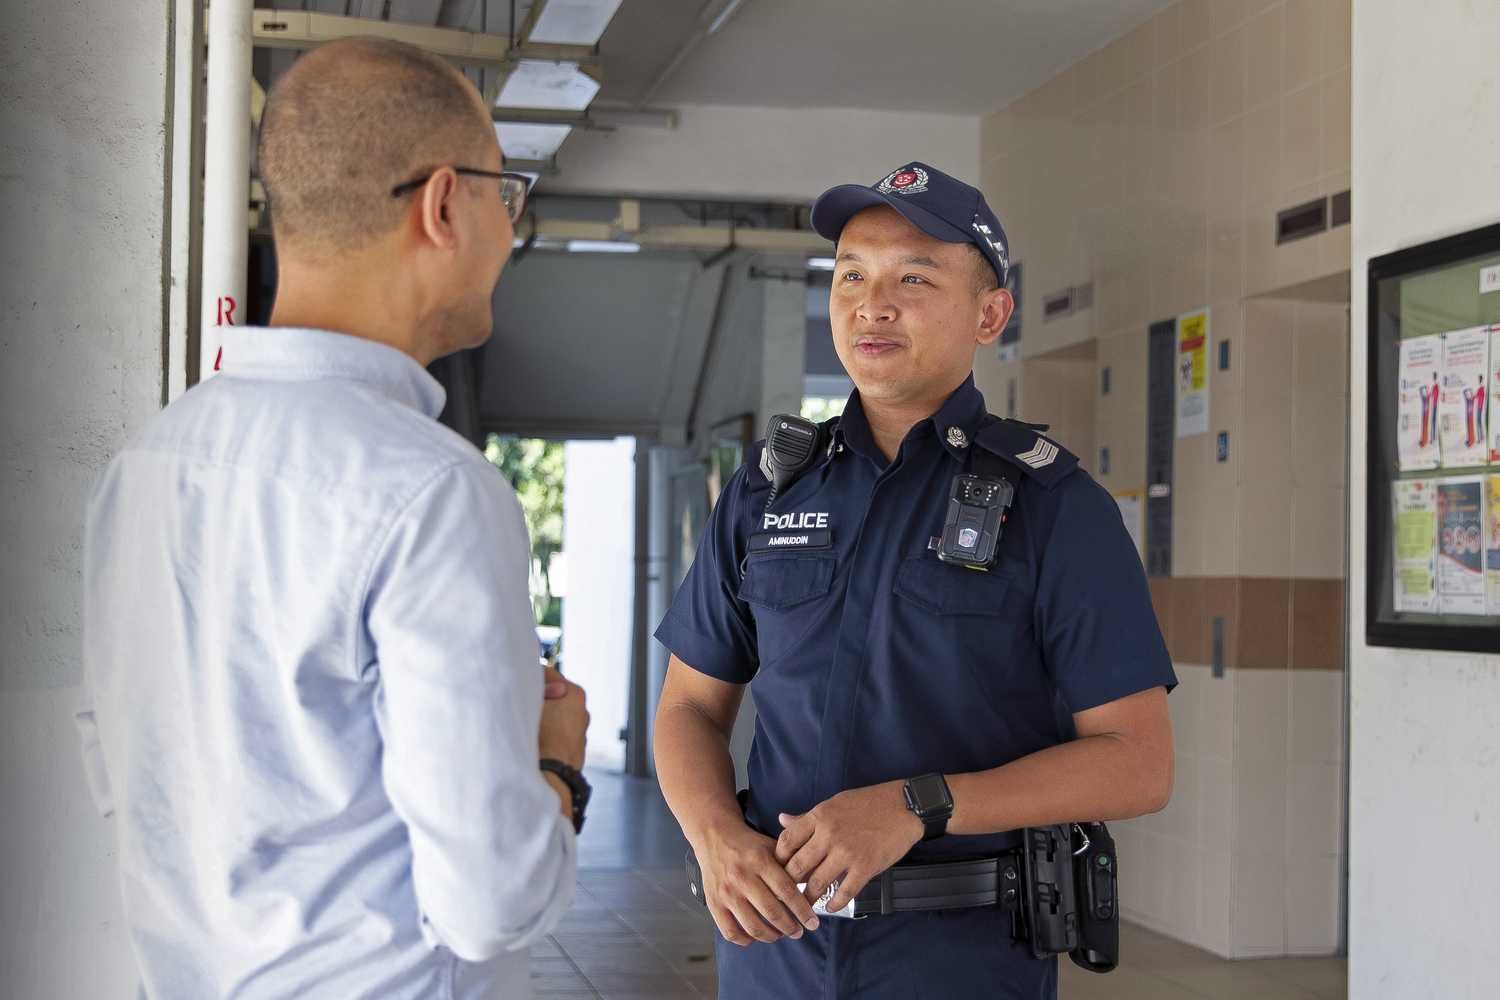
[1176,308,1211,438]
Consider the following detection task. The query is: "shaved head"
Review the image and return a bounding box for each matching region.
[258,37,497,254]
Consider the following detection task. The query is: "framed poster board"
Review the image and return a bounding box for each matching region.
[1366,222,1500,652]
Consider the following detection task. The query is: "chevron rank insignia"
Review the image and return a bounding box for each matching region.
[974,418,1079,488]
[1016,436,1059,469]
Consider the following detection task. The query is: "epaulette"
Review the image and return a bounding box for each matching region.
[973,416,1080,489]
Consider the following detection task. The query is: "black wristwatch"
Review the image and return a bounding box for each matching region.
[539,759,592,834]
[903,773,954,841]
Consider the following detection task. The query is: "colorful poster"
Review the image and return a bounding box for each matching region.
[1488,475,1500,615]
[1436,477,1485,615]
[1392,479,1439,614]
[1489,327,1500,464]
[1438,326,1489,468]
[1175,309,1210,438]
[1397,335,1442,471]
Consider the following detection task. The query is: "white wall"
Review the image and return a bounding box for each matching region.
[552,103,981,201]
[1349,4,1500,997]
[0,0,173,994]
[562,438,638,771]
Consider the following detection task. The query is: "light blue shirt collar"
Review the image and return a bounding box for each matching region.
[221,326,447,419]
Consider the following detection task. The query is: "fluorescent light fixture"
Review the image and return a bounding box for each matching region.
[566,240,640,253]
[494,121,572,161]
[526,0,625,45]
[496,60,600,111]
[806,257,837,270]
[706,0,748,35]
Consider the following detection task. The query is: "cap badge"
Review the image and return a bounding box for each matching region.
[877,166,930,195]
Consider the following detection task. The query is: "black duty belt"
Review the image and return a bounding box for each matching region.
[684,850,1024,921]
[684,821,1121,974]
[846,854,1023,918]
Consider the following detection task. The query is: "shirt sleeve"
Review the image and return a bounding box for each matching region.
[365,460,575,963]
[1034,473,1177,714]
[653,464,759,684]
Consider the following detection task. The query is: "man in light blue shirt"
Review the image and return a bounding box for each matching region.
[77,38,589,999]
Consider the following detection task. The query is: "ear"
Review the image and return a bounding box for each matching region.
[975,287,1014,346]
[415,167,461,251]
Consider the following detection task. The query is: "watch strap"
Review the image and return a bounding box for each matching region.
[904,773,953,842]
[539,758,591,834]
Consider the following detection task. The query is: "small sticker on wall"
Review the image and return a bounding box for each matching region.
[1481,263,1500,295]
[1216,431,1229,462]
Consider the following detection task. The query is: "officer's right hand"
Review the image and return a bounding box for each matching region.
[696,821,820,947]
[538,668,587,770]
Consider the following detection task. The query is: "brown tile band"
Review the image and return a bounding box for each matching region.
[1147,576,1346,671]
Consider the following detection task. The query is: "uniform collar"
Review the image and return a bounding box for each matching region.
[926,374,988,460]
[219,327,447,419]
[837,374,988,465]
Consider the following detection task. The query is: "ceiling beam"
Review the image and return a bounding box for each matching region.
[251,10,596,70]
[514,207,828,253]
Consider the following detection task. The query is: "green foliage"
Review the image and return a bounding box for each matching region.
[800,395,847,423]
[484,434,565,623]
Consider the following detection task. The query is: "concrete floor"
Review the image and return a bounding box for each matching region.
[545,771,1347,999]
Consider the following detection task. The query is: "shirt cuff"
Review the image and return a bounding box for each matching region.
[654,610,757,685]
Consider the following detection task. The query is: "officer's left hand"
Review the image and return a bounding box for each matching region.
[775,781,925,914]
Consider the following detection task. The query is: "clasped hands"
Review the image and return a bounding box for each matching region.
[694,781,926,947]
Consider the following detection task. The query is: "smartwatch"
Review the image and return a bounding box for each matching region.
[539,759,592,834]
[903,773,954,841]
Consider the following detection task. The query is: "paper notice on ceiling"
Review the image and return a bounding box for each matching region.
[1175,309,1210,438]
[1438,326,1489,468]
[1397,334,1442,471]
[1436,476,1486,615]
[1392,479,1438,614]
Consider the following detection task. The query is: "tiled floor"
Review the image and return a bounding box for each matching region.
[542,771,1347,999]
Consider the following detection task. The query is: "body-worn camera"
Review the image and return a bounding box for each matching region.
[937,473,1014,569]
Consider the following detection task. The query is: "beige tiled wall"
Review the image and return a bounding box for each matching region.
[1018,344,1098,474]
[975,0,1352,960]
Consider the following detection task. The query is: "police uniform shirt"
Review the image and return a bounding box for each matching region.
[655,375,1176,1000]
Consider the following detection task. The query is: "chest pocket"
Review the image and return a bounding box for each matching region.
[737,553,836,669]
[739,553,835,609]
[892,554,1021,617]
[893,554,1037,703]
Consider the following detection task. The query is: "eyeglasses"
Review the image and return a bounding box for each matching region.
[390,167,534,223]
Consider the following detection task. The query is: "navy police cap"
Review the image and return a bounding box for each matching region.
[810,162,1010,287]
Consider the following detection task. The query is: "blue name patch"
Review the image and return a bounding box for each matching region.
[748,529,832,553]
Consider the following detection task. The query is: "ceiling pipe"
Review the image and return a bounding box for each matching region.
[635,0,749,109]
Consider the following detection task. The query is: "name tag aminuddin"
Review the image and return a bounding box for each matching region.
[748,529,832,553]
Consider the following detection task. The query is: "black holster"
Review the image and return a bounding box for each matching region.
[1015,823,1119,973]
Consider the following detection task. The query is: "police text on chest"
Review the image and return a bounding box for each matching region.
[762,511,830,531]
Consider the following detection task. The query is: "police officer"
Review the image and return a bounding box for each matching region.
[653,161,1176,1000]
